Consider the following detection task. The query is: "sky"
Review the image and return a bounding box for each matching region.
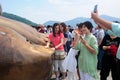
[0,0,120,24]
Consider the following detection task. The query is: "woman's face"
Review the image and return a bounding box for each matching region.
[81,25,90,34]
[60,25,63,32]
[78,27,83,35]
[55,25,60,34]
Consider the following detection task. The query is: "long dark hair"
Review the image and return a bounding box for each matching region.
[60,22,67,33]
[52,23,61,37]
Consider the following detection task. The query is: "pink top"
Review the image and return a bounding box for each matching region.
[49,33,64,50]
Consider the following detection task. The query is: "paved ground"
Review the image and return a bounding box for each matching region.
[51,70,112,80]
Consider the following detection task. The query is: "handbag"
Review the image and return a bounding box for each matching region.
[108,44,118,57]
[52,51,66,60]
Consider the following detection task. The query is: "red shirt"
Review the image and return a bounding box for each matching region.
[49,33,64,50]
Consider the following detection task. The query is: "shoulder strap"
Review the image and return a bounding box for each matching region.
[51,34,55,47]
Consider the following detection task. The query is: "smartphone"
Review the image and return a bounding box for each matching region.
[94,4,98,13]
[80,35,83,40]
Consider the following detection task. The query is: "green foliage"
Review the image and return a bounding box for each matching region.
[2,12,39,27]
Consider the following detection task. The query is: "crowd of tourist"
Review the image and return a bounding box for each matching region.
[36,10,120,80]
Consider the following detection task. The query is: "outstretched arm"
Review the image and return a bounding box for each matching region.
[91,11,112,30]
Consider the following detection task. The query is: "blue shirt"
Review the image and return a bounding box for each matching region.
[112,23,120,59]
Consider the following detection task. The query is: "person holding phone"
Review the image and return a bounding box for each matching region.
[91,9,120,80]
[74,21,99,80]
